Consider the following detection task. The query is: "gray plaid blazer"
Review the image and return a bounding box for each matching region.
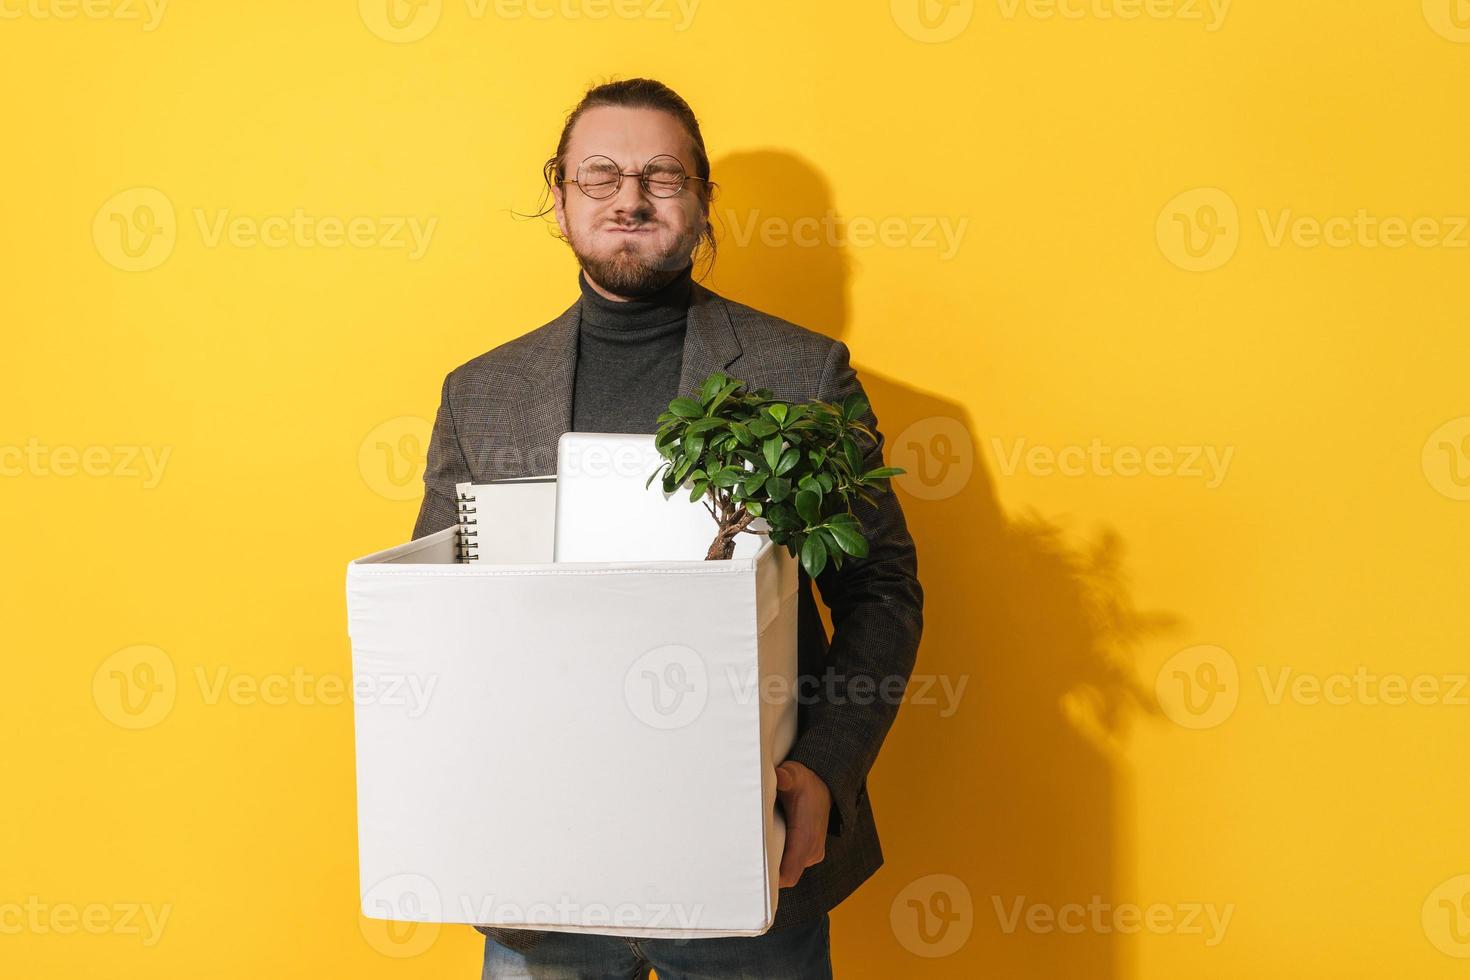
[411,280,924,953]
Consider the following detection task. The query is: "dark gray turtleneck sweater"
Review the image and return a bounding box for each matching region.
[571,263,693,434]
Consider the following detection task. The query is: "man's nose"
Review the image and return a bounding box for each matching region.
[611,171,653,217]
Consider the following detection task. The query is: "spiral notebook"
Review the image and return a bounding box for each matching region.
[454,477,557,563]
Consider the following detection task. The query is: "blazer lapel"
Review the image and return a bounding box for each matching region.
[508,299,578,476]
[677,280,744,400]
[510,278,744,475]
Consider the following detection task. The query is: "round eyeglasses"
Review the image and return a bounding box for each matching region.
[559,154,710,200]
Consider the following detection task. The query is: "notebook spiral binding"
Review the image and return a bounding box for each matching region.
[455,488,479,562]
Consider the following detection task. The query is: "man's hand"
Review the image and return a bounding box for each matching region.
[774,760,832,888]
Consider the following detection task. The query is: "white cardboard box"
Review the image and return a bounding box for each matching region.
[345,510,799,938]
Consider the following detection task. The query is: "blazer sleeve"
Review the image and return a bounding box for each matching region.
[412,371,474,541]
[782,339,924,837]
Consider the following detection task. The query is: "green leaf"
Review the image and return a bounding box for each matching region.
[817,527,846,571]
[775,446,801,476]
[699,373,725,404]
[766,476,791,503]
[670,397,704,418]
[762,436,783,472]
[824,519,869,558]
[862,466,904,480]
[707,379,744,414]
[841,392,869,421]
[800,533,828,578]
[730,421,756,446]
[768,403,788,426]
[689,481,707,502]
[843,437,863,472]
[684,416,725,435]
[744,500,763,517]
[795,489,821,524]
[740,473,767,496]
[686,432,706,459]
[748,418,778,438]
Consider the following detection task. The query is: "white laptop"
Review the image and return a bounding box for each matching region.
[554,432,766,562]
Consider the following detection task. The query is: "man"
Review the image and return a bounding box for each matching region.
[412,78,923,979]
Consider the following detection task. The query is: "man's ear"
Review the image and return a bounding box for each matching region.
[551,184,569,239]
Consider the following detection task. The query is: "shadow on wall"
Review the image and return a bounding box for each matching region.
[705,149,1178,979]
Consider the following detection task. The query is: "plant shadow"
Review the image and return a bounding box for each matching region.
[703,149,1177,979]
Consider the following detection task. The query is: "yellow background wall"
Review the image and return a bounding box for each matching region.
[4,2,1468,977]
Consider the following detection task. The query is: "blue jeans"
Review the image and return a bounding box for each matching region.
[480,914,833,979]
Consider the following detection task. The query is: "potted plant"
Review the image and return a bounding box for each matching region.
[648,370,904,575]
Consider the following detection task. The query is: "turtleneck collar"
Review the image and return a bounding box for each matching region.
[577,263,695,340]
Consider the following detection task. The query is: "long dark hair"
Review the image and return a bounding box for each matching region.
[524,77,719,279]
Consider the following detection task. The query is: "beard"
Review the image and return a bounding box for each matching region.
[568,222,698,298]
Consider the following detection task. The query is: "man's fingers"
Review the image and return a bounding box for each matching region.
[780,819,819,888]
[775,762,829,888]
[779,836,807,887]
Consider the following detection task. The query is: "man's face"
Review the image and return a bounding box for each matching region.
[552,105,707,299]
